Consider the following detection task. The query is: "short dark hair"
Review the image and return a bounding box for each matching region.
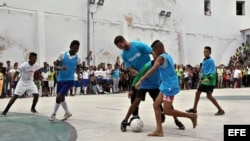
[114,35,125,45]
[151,40,160,47]
[29,52,37,58]
[151,40,164,50]
[70,40,80,47]
[204,46,211,53]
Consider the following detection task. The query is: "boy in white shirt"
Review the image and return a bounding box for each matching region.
[1,52,42,116]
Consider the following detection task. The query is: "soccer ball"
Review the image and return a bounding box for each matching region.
[130,118,143,132]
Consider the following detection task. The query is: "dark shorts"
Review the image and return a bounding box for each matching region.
[198,84,214,94]
[42,81,49,88]
[136,88,160,101]
[56,81,74,95]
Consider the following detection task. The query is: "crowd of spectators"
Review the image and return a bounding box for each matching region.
[0,41,249,98]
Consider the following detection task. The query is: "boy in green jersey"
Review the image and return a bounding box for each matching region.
[186,46,225,116]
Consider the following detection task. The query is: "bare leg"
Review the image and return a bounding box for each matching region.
[124,97,142,121]
[31,94,39,113]
[206,94,223,111]
[172,104,185,130]
[147,94,164,137]
[130,88,139,116]
[192,90,202,111]
[120,95,142,132]
[1,95,19,115]
[164,99,197,128]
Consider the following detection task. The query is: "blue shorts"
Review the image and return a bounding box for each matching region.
[82,79,89,87]
[74,80,81,87]
[56,81,74,95]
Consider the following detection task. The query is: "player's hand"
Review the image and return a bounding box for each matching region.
[135,81,141,90]
[129,68,138,76]
[203,78,209,82]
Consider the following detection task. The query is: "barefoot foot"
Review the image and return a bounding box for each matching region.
[147,131,163,137]
[191,114,198,128]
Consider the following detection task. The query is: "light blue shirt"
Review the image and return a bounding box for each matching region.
[121,41,159,89]
[112,69,120,79]
[57,52,78,82]
[121,41,152,72]
[159,53,179,96]
[202,57,216,75]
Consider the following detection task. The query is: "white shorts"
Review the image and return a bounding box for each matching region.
[48,80,54,87]
[14,80,38,96]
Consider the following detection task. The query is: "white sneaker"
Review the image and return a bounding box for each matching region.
[61,113,72,121]
[49,114,56,121]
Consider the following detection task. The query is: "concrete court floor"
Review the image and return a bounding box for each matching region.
[0,88,250,141]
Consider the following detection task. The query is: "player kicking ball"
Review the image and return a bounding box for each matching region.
[136,40,197,137]
[120,53,185,132]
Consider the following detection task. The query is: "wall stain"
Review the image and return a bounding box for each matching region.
[0,36,6,51]
[0,35,29,61]
[124,13,133,26]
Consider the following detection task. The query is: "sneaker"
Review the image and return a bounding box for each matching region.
[175,120,185,130]
[31,109,38,114]
[186,108,197,113]
[120,120,127,132]
[215,110,225,116]
[161,113,165,123]
[49,114,56,121]
[61,113,72,121]
[127,115,140,126]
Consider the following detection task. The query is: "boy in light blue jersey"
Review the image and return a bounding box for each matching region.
[136,40,197,137]
[186,46,225,115]
[49,40,81,121]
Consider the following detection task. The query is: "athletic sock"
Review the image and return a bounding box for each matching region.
[84,87,87,94]
[61,101,70,114]
[52,103,60,115]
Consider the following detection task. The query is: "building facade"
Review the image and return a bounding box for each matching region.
[0,0,249,66]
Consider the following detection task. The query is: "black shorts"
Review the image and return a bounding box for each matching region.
[198,84,214,94]
[136,88,160,101]
[42,81,49,88]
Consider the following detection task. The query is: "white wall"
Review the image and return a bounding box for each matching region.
[0,8,36,63]
[0,0,249,67]
[179,0,249,65]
